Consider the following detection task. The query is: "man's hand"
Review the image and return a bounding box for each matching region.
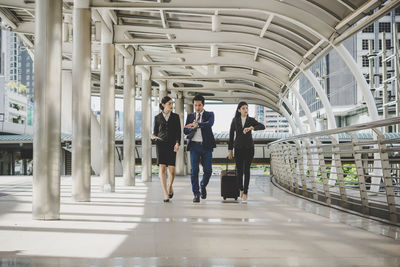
[184,123,195,129]
[151,134,157,140]
[184,121,199,129]
[243,126,254,134]
[174,143,179,152]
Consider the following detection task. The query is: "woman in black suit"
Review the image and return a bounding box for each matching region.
[151,96,181,202]
[227,101,265,203]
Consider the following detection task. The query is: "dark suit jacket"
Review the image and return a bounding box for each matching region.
[184,110,216,151]
[228,116,265,150]
[153,112,181,146]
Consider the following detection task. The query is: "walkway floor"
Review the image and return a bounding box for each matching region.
[0,174,399,266]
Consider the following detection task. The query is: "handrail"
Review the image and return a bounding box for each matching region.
[268,116,400,224]
[268,117,400,146]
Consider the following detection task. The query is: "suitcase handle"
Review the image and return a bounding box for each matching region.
[225,156,235,171]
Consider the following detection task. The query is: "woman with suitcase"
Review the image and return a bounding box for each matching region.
[227,101,265,203]
[151,96,181,202]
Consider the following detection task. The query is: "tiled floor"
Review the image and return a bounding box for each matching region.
[0,174,399,266]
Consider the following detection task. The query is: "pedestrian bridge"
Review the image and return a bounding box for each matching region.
[0,0,400,266]
[0,174,399,266]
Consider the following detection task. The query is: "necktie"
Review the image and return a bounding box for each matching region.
[196,113,200,122]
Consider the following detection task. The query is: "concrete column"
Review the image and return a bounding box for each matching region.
[175,92,185,175]
[61,70,72,135]
[141,73,152,182]
[185,103,193,114]
[72,0,91,201]
[159,80,167,99]
[90,112,101,175]
[123,61,136,186]
[100,23,115,192]
[33,0,62,220]
[92,53,99,71]
[185,103,193,174]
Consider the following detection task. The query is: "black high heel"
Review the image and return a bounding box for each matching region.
[168,189,174,199]
[163,199,170,203]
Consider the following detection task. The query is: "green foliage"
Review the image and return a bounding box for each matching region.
[264,165,270,175]
[308,164,358,186]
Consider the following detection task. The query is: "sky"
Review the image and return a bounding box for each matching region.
[201,104,256,133]
[91,97,256,134]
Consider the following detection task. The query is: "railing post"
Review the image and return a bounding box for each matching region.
[282,143,294,191]
[330,136,347,208]
[288,143,299,193]
[304,140,318,200]
[349,133,370,215]
[278,144,288,189]
[372,129,398,222]
[314,138,331,205]
[296,140,308,197]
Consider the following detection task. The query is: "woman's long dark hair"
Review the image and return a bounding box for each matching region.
[235,101,248,117]
[159,96,172,111]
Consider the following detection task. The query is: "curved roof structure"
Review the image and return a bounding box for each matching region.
[0,0,397,112]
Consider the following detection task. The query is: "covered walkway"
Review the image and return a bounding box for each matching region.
[1,0,400,266]
[0,174,399,266]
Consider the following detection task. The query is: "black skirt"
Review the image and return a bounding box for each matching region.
[156,142,177,166]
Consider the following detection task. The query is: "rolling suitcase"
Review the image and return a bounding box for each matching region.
[220,162,239,200]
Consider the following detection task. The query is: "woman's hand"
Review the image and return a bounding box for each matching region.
[227,150,233,160]
[174,143,179,152]
[243,126,254,134]
[151,134,157,140]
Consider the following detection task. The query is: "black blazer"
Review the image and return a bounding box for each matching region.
[228,116,265,150]
[153,112,181,146]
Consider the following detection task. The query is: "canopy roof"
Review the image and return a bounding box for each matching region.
[0,0,397,111]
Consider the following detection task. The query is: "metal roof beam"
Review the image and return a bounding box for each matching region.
[91,0,334,41]
[113,25,303,65]
[151,71,282,97]
[166,80,279,102]
[134,50,289,85]
[260,14,273,37]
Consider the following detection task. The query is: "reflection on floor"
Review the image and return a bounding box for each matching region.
[0,174,399,267]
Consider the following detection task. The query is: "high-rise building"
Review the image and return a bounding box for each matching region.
[0,29,34,134]
[255,106,290,134]
[297,6,400,131]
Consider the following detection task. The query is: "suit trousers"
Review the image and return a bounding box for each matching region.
[190,143,213,197]
[234,147,254,194]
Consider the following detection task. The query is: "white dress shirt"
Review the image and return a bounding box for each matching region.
[241,116,246,128]
[192,110,204,142]
[162,111,171,121]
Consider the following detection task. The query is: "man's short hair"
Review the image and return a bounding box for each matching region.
[193,94,205,105]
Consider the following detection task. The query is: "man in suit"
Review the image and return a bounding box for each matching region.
[184,95,216,203]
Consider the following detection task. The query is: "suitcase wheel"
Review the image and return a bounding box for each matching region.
[223,197,226,200]
[235,197,238,200]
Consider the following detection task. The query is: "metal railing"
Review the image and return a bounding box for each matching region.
[268,117,400,224]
